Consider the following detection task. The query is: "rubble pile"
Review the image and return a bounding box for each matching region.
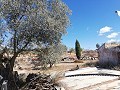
[21,73,57,90]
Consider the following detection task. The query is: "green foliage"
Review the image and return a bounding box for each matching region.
[37,43,67,68]
[96,43,100,48]
[69,48,74,54]
[0,40,2,44]
[0,0,71,50]
[83,61,99,67]
[75,40,82,60]
[0,0,71,68]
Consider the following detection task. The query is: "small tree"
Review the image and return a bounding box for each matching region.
[37,43,67,68]
[69,48,74,54]
[75,40,82,60]
[96,43,100,49]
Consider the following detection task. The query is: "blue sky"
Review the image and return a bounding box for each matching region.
[62,0,120,50]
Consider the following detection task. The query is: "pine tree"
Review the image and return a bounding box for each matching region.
[75,40,82,60]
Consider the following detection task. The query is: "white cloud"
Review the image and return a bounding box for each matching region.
[107,39,120,43]
[106,32,119,38]
[115,11,120,16]
[99,26,112,36]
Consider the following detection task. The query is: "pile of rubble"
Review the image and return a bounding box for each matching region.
[21,73,57,90]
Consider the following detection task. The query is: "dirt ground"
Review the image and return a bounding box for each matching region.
[14,53,98,75]
[14,58,120,90]
[14,58,98,75]
[41,60,98,73]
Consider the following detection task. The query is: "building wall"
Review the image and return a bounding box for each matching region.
[105,43,120,48]
[98,44,118,65]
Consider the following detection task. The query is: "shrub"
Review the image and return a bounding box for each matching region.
[74,60,84,63]
[98,61,115,69]
[83,61,99,67]
[112,65,120,71]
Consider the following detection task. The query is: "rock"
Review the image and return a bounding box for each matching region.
[69,65,79,71]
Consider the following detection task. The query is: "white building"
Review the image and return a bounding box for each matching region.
[97,43,120,66]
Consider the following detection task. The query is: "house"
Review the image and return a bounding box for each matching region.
[97,43,120,66]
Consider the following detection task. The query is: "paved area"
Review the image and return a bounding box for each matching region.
[90,80,120,90]
[58,67,120,90]
[65,67,120,76]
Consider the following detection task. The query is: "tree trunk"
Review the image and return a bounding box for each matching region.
[10,53,19,71]
[9,53,19,90]
[0,47,7,59]
[0,57,19,90]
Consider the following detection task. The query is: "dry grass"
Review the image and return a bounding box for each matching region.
[112,65,120,71]
[45,62,84,73]
[51,72,65,85]
[82,60,99,67]
[16,60,99,75]
[74,60,84,63]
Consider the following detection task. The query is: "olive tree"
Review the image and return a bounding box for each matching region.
[36,43,67,68]
[0,18,9,59]
[0,0,71,70]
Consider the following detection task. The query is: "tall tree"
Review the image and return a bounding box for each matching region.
[0,0,71,70]
[75,40,82,60]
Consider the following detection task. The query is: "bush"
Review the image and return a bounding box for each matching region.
[18,74,27,88]
[98,61,116,69]
[74,60,84,63]
[112,65,120,71]
[83,61,99,67]
[83,60,119,69]
[26,73,38,83]
[18,78,26,88]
